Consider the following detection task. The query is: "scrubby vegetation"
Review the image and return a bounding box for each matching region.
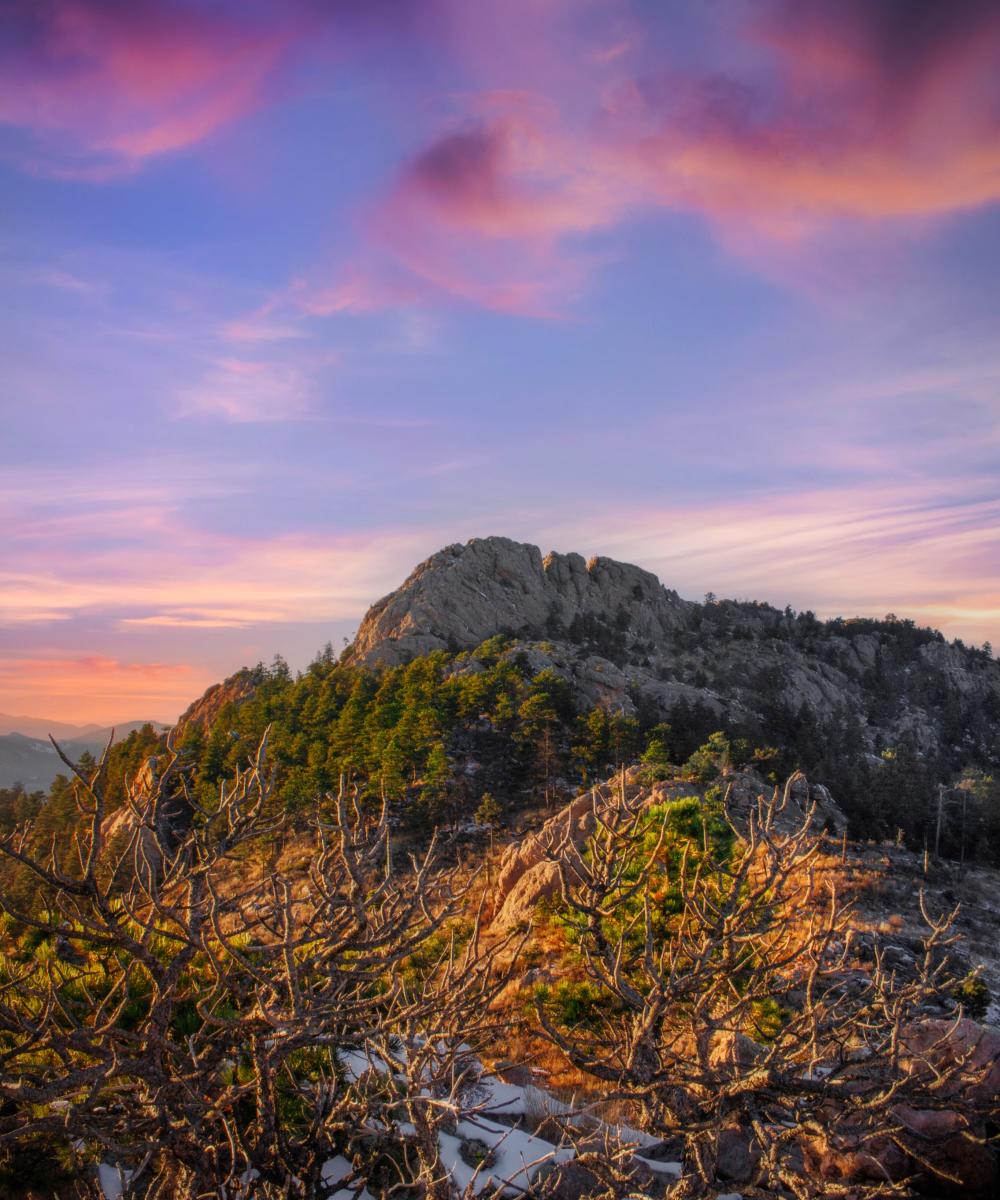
[527,775,993,1198]
[0,739,522,1198]
[1,615,998,1196]
[0,739,996,1198]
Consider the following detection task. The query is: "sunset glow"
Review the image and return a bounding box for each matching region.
[2,0,999,723]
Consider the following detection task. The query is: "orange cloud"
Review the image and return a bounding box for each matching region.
[0,483,455,721]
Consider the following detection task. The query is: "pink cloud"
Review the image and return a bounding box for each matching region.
[617,1,1000,228]
[330,0,1000,314]
[363,98,628,316]
[0,0,316,176]
[615,1,1000,228]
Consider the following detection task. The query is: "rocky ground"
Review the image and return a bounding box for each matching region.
[468,766,1000,1198]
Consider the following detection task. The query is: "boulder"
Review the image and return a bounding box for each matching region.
[715,1125,762,1184]
[492,768,683,929]
[901,1017,1000,1108]
[804,1109,997,1197]
[493,860,563,929]
[706,1031,766,1076]
[801,1021,1000,1197]
[494,786,602,904]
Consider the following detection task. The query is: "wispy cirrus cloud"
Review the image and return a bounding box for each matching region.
[0,463,440,629]
[174,353,329,423]
[0,460,449,719]
[548,482,1000,647]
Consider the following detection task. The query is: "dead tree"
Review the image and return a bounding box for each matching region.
[0,734,521,1199]
[535,774,997,1198]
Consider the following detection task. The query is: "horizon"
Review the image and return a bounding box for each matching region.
[2,530,992,728]
[3,1,1000,725]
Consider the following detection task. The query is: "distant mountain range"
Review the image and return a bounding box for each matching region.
[0,712,111,740]
[0,719,170,791]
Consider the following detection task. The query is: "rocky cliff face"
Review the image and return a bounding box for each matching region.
[346,536,1000,759]
[174,666,267,736]
[347,536,690,665]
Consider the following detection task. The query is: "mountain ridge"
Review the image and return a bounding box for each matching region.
[153,533,998,862]
[0,721,171,791]
[0,712,106,740]
[341,535,999,762]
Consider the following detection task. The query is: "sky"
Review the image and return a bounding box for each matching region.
[1,0,999,725]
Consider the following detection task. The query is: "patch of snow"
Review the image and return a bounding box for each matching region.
[438,1115,571,1196]
[320,1155,374,1200]
[634,1156,682,1177]
[99,1163,133,1200]
[337,1047,397,1082]
[321,1157,352,1185]
[610,1122,660,1148]
[467,1074,531,1116]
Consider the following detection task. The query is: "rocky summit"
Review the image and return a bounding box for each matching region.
[345,535,1000,760]
[347,536,688,665]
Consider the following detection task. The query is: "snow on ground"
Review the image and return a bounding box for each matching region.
[98,1163,133,1200]
[322,1154,375,1200]
[438,1115,573,1195]
[100,1052,678,1198]
[337,1047,398,1082]
[635,1154,683,1177]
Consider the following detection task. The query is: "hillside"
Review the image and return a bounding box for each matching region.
[2,540,999,1197]
[125,535,1000,868]
[3,745,998,1199]
[0,713,107,740]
